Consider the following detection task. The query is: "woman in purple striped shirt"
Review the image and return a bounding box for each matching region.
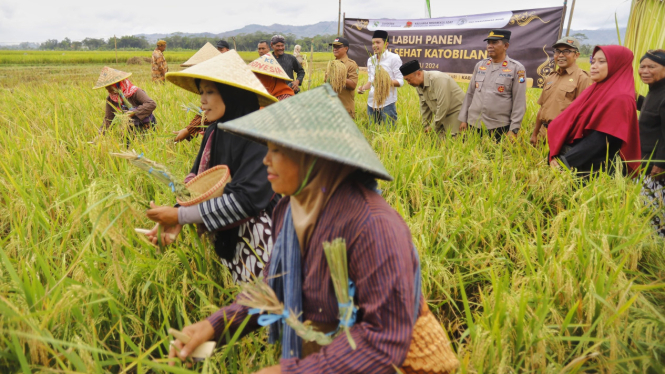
[168,86,430,373]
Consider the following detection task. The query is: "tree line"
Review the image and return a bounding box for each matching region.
[31,32,338,52]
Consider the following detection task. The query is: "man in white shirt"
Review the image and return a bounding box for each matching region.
[357,30,404,127]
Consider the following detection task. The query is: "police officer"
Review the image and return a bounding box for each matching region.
[530,36,592,146]
[458,29,527,140]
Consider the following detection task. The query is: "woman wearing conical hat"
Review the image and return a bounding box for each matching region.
[93,66,156,133]
[250,52,295,101]
[167,85,460,374]
[174,42,222,143]
[174,52,292,143]
[145,51,281,284]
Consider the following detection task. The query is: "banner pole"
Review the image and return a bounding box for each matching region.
[558,1,567,39]
[342,12,346,37]
[565,0,577,36]
[337,0,342,35]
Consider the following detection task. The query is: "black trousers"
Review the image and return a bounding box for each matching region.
[472,125,510,142]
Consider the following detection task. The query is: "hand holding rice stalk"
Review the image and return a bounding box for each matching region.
[326,60,347,93]
[323,238,357,349]
[372,66,392,109]
[110,150,193,200]
[237,278,334,346]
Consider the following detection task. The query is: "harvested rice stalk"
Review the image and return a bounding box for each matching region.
[326,60,347,93]
[323,238,357,349]
[238,278,333,346]
[181,102,203,115]
[372,66,392,109]
[110,150,192,200]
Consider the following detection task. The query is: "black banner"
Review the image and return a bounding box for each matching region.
[344,7,565,88]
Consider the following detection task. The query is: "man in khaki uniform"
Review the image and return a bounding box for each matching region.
[400,60,464,136]
[459,29,527,140]
[530,36,593,146]
[328,37,358,118]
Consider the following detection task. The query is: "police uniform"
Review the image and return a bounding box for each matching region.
[458,29,527,136]
[536,37,592,132]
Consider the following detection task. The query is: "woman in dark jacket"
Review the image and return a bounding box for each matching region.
[93,66,156,133]
[144,51,280,283]
[637,49,665,236]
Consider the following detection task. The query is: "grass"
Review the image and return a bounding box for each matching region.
[1,59,664,374]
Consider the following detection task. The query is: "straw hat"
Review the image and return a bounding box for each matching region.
[166,50,277,107]
[180,42,222,67]
[218,84,393,181]
[93,66,132,89]
[249,53,293,81]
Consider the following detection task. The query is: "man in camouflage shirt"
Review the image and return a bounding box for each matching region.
[152,40,168,83]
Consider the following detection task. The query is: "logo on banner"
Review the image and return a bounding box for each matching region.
[353,20,369,30]
[536,46,556,88]
[509,11,551,26]
[373,20,380,27]
[457,18,467,26]
[404,21,413,28]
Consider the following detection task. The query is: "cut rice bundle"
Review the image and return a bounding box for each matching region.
[326,60,347,93]
[372,67,392,109]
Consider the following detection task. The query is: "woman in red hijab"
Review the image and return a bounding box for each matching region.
[547,45,641,176]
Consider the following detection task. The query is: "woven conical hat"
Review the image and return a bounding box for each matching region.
[166,50,277,107]
[180,42,221,67]
[218,84,392,181]
[249,53,292,81]
[93,66,132,89]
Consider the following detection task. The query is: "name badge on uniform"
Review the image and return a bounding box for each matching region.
[498,86,505,93]
[479,66,487,71]
[502,69,512,72]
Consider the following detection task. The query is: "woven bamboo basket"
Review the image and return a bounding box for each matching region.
[176,165,232,206]
[401,306,460,374]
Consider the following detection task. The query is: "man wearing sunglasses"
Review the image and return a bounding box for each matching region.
[328,37,359,118]
[530,37,592,146]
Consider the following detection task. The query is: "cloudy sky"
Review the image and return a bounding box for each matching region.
[0,0,631,44]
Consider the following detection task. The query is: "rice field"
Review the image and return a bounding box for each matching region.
[0,58,664,374]
[0,51,333,66]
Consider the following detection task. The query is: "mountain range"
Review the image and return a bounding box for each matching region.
[136,22,625,46]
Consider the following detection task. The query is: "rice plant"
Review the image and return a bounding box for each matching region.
[624,0,665,95]
[0,60,664,374]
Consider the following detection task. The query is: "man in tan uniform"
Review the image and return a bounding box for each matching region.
[400,59,464,137]
[530,37,592,146]
[328,37,358,118]
[459,29,527,141]
[151,40,168,83]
